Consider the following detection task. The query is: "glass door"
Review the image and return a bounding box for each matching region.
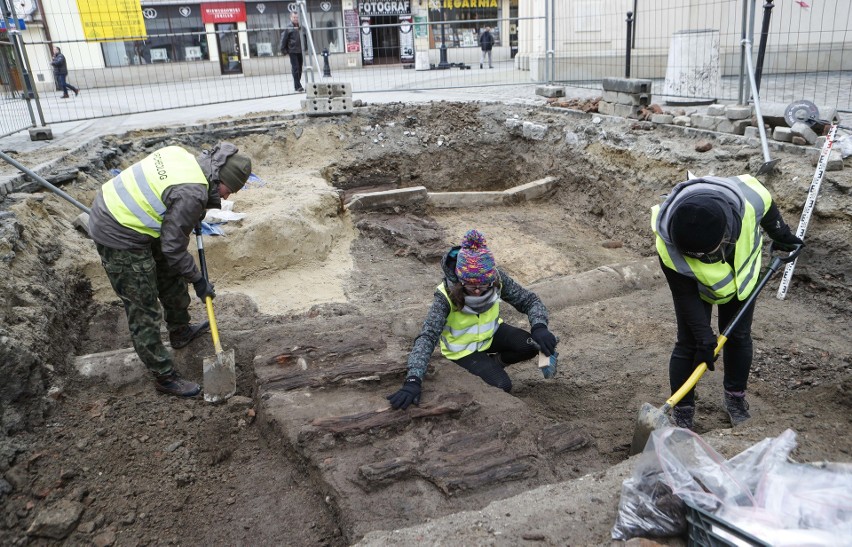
[215,23,242,75]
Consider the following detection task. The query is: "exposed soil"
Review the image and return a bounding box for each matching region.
[1,101,850,546]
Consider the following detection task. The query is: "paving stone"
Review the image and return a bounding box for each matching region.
[535,85,565,98]
[650,114,674,124]
[732,119,751,135]
[690,114,720,130]
[725,105,752,120]
[826,149,844,171]
[601,77,652,94]
[773,127,793,142]
[673,116,691,126]
[744,126,760,139]
[791,121,818,144]
[792,136,808,146]
[706,104,726,116]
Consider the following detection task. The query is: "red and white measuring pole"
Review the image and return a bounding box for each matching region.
[776,124,837,300]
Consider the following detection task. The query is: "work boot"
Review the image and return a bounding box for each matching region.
[723,391,751,426]
[169,321,209,349]
[671,404,695,430]
[155,370,201,397]
[61,94,69,98]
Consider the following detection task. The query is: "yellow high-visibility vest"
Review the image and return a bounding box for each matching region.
[101,146,207,237]
[437,283,503,359]
[651,175,772,304]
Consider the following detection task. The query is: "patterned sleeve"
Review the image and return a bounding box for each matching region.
[498,268,549,328]
[406,290,451,380]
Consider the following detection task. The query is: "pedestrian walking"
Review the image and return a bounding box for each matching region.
[651,175,803,429]
[479,26,494,69]
[51,46,79,98]
[387,229,559,410]
[279,12,306,92]
[88,142,252,397]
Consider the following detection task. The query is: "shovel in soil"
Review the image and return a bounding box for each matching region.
[194,223,236,403]
[629,244,801,455]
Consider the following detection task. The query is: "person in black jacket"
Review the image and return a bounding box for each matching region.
[652,175,803,430]
[479,26,494,69]
[279,12,305,93]
[51,47,79,98]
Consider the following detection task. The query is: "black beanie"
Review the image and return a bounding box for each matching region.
[218,153,252,193]
[669,195,727,254]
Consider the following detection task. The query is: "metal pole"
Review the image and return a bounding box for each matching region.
[754,0,774,93]
[625,12,633,78]
[544,0,550,83]
[3,2,40,127]
[738,0,749,104]
[438,7,449,68]
[297,0,321,82]
[551,0,556,82]
[632,0,638,49]
[0,150,91,214]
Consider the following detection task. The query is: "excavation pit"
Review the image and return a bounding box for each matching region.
[1,102,850,545]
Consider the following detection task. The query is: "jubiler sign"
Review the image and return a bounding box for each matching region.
[359,1,411,15]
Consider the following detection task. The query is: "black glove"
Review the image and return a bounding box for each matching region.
[531,324,558,357]
[772,233,804,253]
[192,278,215,301]
[387,376,422,410]
[693,342,718,372]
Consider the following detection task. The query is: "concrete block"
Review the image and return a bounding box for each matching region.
[744,126,760,139]
[651,114,674,125]
[732,119,751,135]
[28,126,53,141]
[504,176,558,201]
[428,191,506,208]
[599,103,641,119]
[827,150,844,171]
[601,77,652,94]
[690,114,720,131]
[303,97,353,116]
[791,122,818,145]
[792,136,808,146]
[535,85,565,98]
[773,127,793,143]
[706,104,726,116]
[522,121,548,140]
[347,186,428,212]
[597,100,614,116]
[725,105,752,120]
[602,90,651,106]
[716,119,735,134]
[306,82,352,98]
[673,116,691,126]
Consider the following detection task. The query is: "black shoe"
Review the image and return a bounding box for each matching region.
[296,87,305,92]
[671,404,695,430]
[61,94,69,99]
[480,63,483,69]
[723,392,751,426]
[169,321,210,349]
[74,88,80,96]
[155,370,201,397]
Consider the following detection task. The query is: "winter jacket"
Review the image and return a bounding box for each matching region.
[51,52,68,75]
[279,22,304,55]
[405,246,549,380]
[479,31,494,52]
[88,144,237,283]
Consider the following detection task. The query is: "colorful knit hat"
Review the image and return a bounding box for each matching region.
[455,229,497,285]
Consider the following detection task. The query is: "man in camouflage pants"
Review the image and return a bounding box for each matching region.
[89,142,252,397]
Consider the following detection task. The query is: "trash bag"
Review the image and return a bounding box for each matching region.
[612,428,852,544]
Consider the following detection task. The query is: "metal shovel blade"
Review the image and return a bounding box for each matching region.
[203,349,236,403]
[629,402,672,456]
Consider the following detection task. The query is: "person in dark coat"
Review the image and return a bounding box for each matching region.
[88,142,252,397]
[652,175,803,430]
[51,47,79,98]
[279,12,306,93]
[479,26,494,69]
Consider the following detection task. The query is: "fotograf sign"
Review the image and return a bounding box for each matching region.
[200,2,246,23]
[358,1,410,16]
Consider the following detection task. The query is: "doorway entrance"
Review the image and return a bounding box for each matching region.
[215,23,242,75]
[371,15,400,65]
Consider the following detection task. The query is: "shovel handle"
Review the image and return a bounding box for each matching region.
[205,295,224,354]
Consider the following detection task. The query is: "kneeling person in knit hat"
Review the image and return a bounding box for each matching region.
[652,175,803,429]
[88,142,252,397]
[387,229,559,409]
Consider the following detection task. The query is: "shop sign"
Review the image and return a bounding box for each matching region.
[431,0,498,8]
[399,15,414,62]
[358,1,410,16]
[344,9,361,52]
[78,0,148,41]
[200,2,246,23]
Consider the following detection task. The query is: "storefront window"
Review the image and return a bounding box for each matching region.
[246,1,344,57]
[101,5,208,67]
[429,3,501,49]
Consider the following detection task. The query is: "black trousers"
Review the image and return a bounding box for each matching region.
[288,52,303,90]
[453,323,538,392]
[669,297,755,406]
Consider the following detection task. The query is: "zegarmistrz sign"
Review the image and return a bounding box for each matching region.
[358,1,411,16]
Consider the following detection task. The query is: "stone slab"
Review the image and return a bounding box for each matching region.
[535,85,565,98]
[504,176,558,201]
[302,97,354,116]
[74,347,150,387]
[347,186,428,211]
[306,82,352,98]
[601,77,652,94]
[427,191,507,208]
